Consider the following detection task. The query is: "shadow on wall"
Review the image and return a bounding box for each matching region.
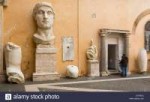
[22,39,35,81]
[135,56,140,73]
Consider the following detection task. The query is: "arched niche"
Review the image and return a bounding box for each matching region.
[145,21,150,51]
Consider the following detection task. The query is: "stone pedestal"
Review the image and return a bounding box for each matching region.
[101,71,109,76]
[87,60,100,77]
[33,47,60,81]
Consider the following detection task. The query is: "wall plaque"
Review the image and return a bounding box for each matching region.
[62,36,74,61]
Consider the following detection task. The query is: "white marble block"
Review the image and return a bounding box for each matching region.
[66,65,79,78]
[33,47,60,81]
[87,60,100,77]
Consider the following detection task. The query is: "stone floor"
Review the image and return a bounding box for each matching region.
[0,73,150,92]
[54,77,150,92]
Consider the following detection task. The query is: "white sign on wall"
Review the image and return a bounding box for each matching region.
[62,36,74,61]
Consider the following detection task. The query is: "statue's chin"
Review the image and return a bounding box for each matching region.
[38,26,50,30]
[38,23,52,29]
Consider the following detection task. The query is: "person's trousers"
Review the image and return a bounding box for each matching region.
[121,66,127,77]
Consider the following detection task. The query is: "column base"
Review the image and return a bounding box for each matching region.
[101,70,109,77]
[33,72,60,82]
[127,71,131,75]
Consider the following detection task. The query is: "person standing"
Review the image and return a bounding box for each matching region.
[120,54,128,77]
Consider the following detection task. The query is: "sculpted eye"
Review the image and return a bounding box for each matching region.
[37,10,43,14]
[47,11,53,15]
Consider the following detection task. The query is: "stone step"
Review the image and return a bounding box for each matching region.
[109,70,120,75]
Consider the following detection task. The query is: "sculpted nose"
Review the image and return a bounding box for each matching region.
[43,12,48,19]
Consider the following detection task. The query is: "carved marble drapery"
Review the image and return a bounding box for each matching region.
[5,42,25,84]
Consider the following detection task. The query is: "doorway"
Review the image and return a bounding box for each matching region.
[100,29,129,76]
[108,44,117,70]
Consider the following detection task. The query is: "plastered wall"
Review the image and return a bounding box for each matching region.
[78,0,150,74]
[3,0,78,79]
[3,0,150,79]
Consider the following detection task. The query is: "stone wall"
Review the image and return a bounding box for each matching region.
[2,0,150,80]
[3,0,78,79]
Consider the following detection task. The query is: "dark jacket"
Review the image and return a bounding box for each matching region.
[120,56,128,67]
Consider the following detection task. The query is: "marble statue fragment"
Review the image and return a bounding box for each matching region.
[66,65,79,78]
[33,2,55,47]
[5,42,25,84]
[138,48,147,73]
[86,39,98,60]
[86,39,100,77]
[32,2,60,81]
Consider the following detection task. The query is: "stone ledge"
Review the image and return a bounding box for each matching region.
[87,60,99,63]
[101,71,109,77]
[33,72,60,81]
[36,47,57,54]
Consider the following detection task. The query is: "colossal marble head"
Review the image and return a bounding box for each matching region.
[33,2,55,29]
